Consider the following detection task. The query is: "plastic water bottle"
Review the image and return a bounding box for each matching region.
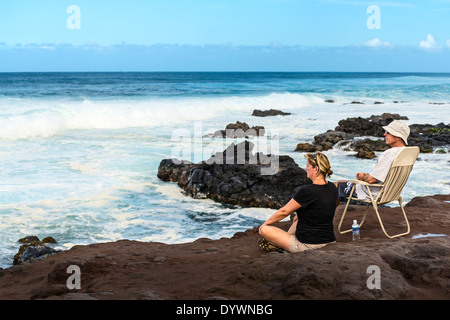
[352,220,360,241]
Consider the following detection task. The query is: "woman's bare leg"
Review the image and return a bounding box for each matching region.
[259,225,290,251]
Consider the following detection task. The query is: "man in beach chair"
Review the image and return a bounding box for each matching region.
[335,120,420,238]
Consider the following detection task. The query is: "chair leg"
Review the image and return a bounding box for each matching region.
[359,205,369,228]
[338,186,370,234]
[338,204,370,234]
[372,197,410,238]
[338,188,353,234]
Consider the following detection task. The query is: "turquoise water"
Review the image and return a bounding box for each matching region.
[0,72,449,267]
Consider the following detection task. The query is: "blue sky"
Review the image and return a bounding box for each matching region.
[1,0,449,71]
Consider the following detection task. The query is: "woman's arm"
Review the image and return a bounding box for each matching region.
[260,198,301,230]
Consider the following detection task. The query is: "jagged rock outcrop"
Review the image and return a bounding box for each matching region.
[207,121,265,138]
[295,113,449,157]
[334,113,409,137]
[252,109,291,117]
[158,141,311,209]
[295,130,352,152]
[13,236,59,265]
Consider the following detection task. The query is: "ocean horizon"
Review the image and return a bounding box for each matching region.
[0,71,449,268]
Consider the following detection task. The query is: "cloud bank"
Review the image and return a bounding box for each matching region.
[1,42,449,72]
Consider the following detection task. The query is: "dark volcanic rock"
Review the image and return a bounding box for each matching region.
[335,113,409,137]
[295,130,352,152]
[354,149,376,159]
[158,141,311,209]
[350,138,389,152]
[313,130,352,150]
[295,113,449,156]
[350,138,389,158]
[252,109,291,117]
[294,143,320,152]
[408,123,450,153]
[14,236,60,265]
[157,159,194,182]
[405,194,450,208]
[210,121,265,138]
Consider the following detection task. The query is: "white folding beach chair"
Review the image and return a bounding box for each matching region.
[338,146,420,239]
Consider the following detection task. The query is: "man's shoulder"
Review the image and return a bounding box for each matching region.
[381,146,405,158]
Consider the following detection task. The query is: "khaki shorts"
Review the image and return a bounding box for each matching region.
[289,235,332,253]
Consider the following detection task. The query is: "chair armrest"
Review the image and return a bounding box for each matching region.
[349,179,383,187]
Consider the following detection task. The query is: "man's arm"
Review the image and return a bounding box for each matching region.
[356,172,377,184]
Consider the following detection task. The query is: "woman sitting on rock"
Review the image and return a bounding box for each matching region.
[258,152,338,253]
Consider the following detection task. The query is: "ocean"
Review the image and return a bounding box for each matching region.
[0,72,449,268]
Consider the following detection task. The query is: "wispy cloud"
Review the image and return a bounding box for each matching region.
[419,34,441,51]
[321,0,416,8]
[364,38,392,48]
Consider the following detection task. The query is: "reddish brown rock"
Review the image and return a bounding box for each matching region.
[0,194,448,300]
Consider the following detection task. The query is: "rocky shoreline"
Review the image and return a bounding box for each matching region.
[158,112,449,209]
[294,113,450,157]
[1,108,449,300]
[0,194,448,300]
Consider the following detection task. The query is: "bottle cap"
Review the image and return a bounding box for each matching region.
[353,220,357,224]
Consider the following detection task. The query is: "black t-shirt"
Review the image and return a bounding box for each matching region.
[293,182,338,244]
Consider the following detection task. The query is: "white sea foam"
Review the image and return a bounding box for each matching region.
[0,93,317,140]
[0,76,449,268]
[0,92,442,141]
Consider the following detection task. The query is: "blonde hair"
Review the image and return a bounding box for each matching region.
[305,152,333,178]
